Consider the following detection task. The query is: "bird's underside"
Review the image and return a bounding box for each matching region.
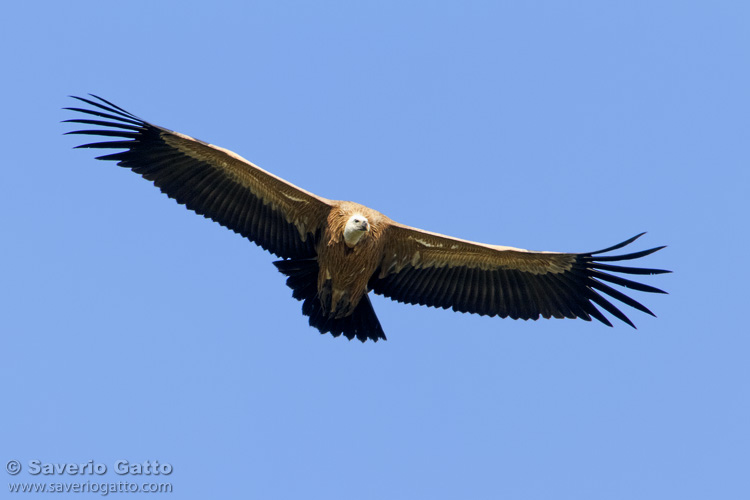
[65,95,670,342]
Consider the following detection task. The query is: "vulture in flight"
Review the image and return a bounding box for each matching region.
[65,95,669,342]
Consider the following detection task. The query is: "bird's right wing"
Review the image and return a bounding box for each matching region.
[65,95,333,259]
[373,224,670,327]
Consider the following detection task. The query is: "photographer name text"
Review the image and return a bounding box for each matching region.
[7,460,172,476]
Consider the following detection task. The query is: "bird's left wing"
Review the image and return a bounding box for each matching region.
[64,95,333,259]
[372,224,670,327]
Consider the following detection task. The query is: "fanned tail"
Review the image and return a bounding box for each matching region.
[273,259,386,342]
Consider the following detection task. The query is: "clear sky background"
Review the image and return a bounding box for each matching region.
[2,1,748,499]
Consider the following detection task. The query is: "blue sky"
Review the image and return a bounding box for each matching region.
[2,1,748,498]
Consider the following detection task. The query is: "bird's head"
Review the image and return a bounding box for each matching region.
[343,214,370,247]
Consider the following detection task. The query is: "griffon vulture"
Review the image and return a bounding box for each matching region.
[65,95,669,342]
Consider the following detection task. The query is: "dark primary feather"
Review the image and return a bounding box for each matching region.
[64,94,317,260]
[370,233,670,328]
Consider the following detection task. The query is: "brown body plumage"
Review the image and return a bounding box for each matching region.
[65,95,670,342]
[318,202,391,318]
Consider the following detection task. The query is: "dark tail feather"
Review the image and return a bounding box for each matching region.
[273,259,387,343]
